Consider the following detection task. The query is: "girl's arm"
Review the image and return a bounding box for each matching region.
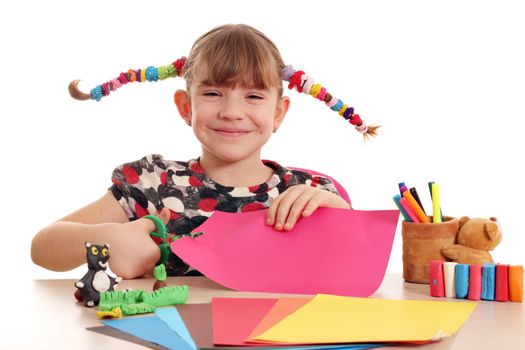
[31,192,163,279]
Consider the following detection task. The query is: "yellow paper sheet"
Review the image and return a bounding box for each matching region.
[253,294,477,343]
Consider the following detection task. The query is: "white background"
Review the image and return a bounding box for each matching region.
[1,0,524,280]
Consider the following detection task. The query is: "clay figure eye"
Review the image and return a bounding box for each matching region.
[102,248,109,256]
[91,246,99,255]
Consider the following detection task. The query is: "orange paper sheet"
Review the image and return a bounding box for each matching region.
[247,298,312,343]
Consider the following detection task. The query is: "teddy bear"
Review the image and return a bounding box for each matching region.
[441,216,502,265]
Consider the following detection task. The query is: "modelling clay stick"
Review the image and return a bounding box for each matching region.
[444,262,457,298]
[430,260,445,297]
[495,264,510,302]
[403,190,430,223]
[467,264,482,301]
[455,264,469,299]
[481,264,496,301]
[392,194,410,221]
[399,197,420,223]
[509,265,523,302]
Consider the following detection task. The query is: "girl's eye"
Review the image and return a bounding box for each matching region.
[203,91,220,97]
[247,95,263,100]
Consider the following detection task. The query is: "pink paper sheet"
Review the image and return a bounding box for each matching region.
[172,208,399,296]
[212,298,277,346]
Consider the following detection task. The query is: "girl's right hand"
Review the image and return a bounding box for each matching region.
[108,208,170,279]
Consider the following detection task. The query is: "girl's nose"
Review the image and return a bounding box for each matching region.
[218,97,244,120]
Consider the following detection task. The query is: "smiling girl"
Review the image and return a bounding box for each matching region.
[31,24,375,279]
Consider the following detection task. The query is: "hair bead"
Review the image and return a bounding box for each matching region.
[302,76,315,95]
[338,104,348,117]
[282,65,296,81]
[288,70,305,92]
[343,106,354,120]
[158,66,168,80]
[119,72,130,84]
[350,113,362,126]
[173,57,187,76]
[90,85,103,101]
[145,66,159,82]
[309,84,321,97]
[331,99,343,112]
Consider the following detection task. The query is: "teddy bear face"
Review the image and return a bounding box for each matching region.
[457,217,502,251]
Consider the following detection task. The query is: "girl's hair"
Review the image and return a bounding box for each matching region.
[69,24,378,138]
[182,24,284,96]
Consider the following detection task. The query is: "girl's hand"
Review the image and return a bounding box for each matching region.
[108,208,170,279]
[266,185,351,231]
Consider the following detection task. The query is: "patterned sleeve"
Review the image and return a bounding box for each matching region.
[287,170,340,196]
[109,154,166,220]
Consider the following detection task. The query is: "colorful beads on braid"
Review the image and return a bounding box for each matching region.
[68,57,187,102]
[282,64,378,137]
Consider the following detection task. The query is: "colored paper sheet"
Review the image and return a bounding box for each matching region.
[87,325,167,349]
[155,308,197,349]
[172,208,399,296]
[253,294,477,344]
[177,303,380,350]
[247,298,312,342]
[103,314,194,350]
[212,298,277,346]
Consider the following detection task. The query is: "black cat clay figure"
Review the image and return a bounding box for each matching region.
[74,242,122,307]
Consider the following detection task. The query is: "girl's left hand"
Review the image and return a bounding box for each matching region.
[266,184,351,231]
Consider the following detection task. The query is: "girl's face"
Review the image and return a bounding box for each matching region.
[175,80,289,164]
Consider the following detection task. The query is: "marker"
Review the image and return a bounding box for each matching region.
[403,190,430,223]
[399,197,421,223]
[392,194,411,221]
[431,183,442,223]
[409,187,426,215]
[428,181,443,221]
[398,182,406,197]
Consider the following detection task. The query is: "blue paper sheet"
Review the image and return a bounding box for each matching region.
[103,313,194,350]
[155,308,197,349]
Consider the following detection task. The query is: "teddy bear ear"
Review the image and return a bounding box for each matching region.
[484,221,501,241]
[458,216,470,229]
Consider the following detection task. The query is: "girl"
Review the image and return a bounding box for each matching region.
[31,24,376,279]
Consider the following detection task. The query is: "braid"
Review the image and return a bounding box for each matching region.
[68,57,378,139]
[68,57,187,102]
[282,64,379,138]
